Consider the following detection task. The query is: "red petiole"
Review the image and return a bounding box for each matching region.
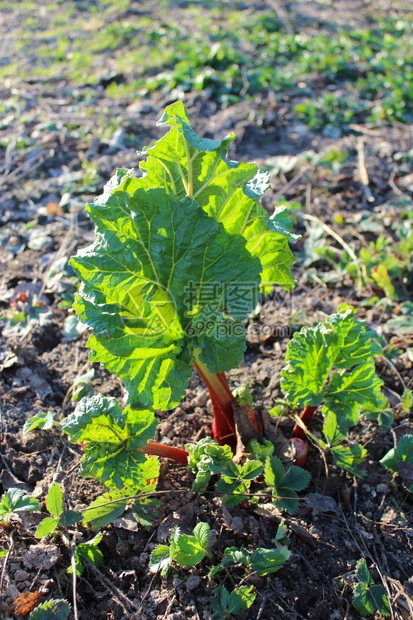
[142,441,189,465]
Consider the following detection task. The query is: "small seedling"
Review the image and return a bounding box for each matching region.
[0,488,40,528]
[352,559,390,617]
[210,538,289,578]
[36,483,81,538]
[68,533,103,576]
[380,434,413,493]
[317,411,367,477]
[211,585,255,619]
[264,456,310,514]
[150,522,211,575]
[71,368,95,403]
[23,411,56,434]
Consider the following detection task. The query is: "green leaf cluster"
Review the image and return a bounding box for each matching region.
[352,559,390,617]
[36,483,81,538]
[186,437,234,492]
[216,459,264,507]
[210,540,289,578]
[281,304,386,475]
[264,456,310,514]
[247,438,275,462]
[0,488,40,527]
[150,522,211,575]
[186,437,264,505]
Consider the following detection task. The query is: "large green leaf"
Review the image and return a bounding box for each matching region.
[71,187,261,409]
[137,101,295,293]
[61,395,157,489]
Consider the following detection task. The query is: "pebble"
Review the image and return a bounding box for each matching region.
[191,392,208,408]
[14,569,29,582]
[5,584,19,599]
[186,575,201,591]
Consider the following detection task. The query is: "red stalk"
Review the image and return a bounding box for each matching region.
[193,359,237,450]
[292,404,317,441]
[142,440,188,465]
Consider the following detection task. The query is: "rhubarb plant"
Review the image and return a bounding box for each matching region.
[280,303,386,472]
[70,100,294,459]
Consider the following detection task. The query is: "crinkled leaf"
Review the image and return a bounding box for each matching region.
[149,545,171,575]
[132,495,161,529]
[83,456,159,529]
[61,395,156,489]
[233,385,253,407]
[322,409,345,446]
[281,305,385,427]
[281,323,337,406]
[186,438,233,492]
[247,438,274,462]
[249,546,290,575]
[29,599,71,620]
[323,361,383,430]
[82,489,128,530]
[46,484,64,518]
[36,517,59,538]
[360,392,393,431]
[140,101,294,293]
[71,187,261,409]
[23,411,55,434]
[324,304,377,369]
[0,488,40,521]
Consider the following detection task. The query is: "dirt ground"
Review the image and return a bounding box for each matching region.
[0,1,412,618]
